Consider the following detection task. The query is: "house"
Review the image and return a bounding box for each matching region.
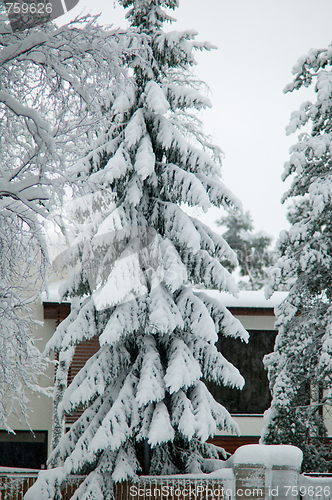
[205,289,287,455]
[0,296,55,470]
[0,285,316,468]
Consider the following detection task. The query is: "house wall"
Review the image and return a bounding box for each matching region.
[0,298,55,468]
[324,405,332,434]
[233,314,275,331]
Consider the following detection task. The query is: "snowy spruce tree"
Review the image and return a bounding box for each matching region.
[261,44,332,471]
[26,1,249,498]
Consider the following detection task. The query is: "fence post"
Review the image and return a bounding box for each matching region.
[234,463,266,500]
[232,445,302,500]
[271,463,300,500]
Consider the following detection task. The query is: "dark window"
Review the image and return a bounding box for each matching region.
[0,431,47,469]
[206,330,276,414]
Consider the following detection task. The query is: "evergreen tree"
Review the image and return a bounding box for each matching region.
[26,2,249,498]
[217,210,274,290]
[261,43,332,472]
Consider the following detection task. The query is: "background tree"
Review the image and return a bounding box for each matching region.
[261,43,332,472]
[0,12,141,232]
[0,11,142,429]
[26,1,249,498]
[217,210,274,290]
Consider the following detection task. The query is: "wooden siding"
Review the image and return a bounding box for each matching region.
[67,337,100,386]
[42,303,100,424]
[66,336,100,424]
[227,307,274,316]
[208,436,260,456]
[43,303,71,327]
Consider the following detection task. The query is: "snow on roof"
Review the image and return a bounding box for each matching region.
[41,281,287,310]
[195,289,287,309]
[40,281,71,303]
[0,467,40,474]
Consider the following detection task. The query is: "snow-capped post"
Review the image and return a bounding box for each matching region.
[233,444,303,500]
[262,44,332,471]
[25,1,249,498]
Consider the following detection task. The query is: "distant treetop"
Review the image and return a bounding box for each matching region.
[217,210,275,291]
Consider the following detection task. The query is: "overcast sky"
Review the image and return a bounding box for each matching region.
[59,0,332,243]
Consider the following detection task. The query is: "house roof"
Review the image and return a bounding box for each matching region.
[198,289,287,309]
[41,280,70,303]
[41,281,287,310]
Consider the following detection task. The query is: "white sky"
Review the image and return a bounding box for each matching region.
[59,0,332,243]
